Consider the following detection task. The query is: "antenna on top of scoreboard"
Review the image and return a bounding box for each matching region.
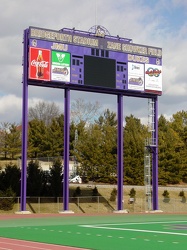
[95,0,98,27]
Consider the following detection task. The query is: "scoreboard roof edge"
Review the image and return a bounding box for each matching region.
[29,26,162,58]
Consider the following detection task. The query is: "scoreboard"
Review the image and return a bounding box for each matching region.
[28,26,162,96]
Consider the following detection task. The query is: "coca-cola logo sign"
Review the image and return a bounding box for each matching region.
[31,60,49,68]
[29,47,51,81]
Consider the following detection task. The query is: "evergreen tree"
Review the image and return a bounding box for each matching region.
[0,164,21,195]
[6,124,21,159]
[75,124,103,181]
[28,119,48,158]
[124,115,147,185]
[170,111,187,183]
[27,160,43,196]
[49,158,63,197]
[0,122,9,159]
[47,118,63,157]
[75,109,117,182]
[158,114,183,184]
[96,109,117,180]
[0,122,21,159]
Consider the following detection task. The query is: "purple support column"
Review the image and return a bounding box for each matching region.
[63,88,70,211]
[117,94,123,210]
[152,96,159,210]
[20,29,29,211]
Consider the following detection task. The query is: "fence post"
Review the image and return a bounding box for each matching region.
[17,197,20,211]
[77,197,78,213]
[57,197,59,212]
[38,197,40,214]
[97,196,99,213]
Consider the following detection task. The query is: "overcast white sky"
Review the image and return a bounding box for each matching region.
[0,0,187,125]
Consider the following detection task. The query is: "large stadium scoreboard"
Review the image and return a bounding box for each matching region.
[28,26,162,95]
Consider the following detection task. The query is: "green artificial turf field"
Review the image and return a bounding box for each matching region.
[0,213,187,249]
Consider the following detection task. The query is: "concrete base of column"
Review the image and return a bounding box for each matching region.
[146,210,163,213]
[113,209,129,214]
[15,211,32,214]
[58,210,75,214]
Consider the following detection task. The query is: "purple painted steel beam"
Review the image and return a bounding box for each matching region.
[20,29,29,211]
[27,80,158,100]
[117,94,123,210]
[152,96,159,210]
[63,88,70,211]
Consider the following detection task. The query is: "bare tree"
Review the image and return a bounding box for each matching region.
[71,98,101,125]
[29,101,60,125]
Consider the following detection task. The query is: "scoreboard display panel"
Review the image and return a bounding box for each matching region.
[84,56,116,88]
[28,26,162,95]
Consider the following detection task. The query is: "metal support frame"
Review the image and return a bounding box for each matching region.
[20,31,159,213]
[117,94,123,210]
[63,88,70,211]
[144,97,158,211]
[144,146,152,211]
[21,89,159,212]
[73,129,78,176]
[152,96,158,210]
[20,29,29,212]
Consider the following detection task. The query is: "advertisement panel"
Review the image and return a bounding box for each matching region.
[145,64,162,93]
[29,47,50,81]
[51,51,70,82]
[128,62,144,91]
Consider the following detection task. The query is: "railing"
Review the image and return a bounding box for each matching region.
[0,196,187,214]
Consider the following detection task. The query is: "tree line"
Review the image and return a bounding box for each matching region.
[0,159,63,197]
[0,100,187,192]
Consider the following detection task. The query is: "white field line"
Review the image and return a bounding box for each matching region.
[80,220,187,237]
[81,220,187,227]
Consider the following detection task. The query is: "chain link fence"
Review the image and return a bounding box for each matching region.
[0,196,187,214]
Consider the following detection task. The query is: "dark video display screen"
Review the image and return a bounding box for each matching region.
[84,56,116,88]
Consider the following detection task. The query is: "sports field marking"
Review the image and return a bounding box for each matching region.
[81,220,187,227]
[80,220,187,237]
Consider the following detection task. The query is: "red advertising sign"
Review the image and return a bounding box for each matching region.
[29,47,50,81]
